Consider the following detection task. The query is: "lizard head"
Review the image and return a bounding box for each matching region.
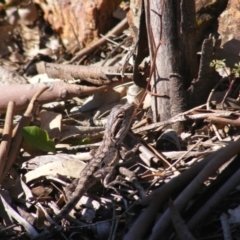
[106,103,135,144]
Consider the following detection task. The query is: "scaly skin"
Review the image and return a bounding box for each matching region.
[54,103,135,222]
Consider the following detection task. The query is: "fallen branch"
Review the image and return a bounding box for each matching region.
[134,107,234,134]
[206,115,240,127]
[36,62,133,85]
[0,80,130,113]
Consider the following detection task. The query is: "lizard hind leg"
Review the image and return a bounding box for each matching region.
[94,167,129,193]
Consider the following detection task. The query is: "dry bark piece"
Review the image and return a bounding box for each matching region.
[217,0,240,67]
[70,17,129,62]
[195,0,228,41]
[34,0,122,50]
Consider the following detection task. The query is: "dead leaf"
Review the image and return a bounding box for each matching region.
[24,156,86,183]
[39,110,62,140]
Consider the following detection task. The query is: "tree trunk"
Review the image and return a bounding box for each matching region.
[145,0,198,131]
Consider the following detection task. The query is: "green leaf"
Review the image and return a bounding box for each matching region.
[21,126,56,153]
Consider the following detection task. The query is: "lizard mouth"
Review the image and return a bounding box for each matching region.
[114,112,133,141]
[107,104,135,143]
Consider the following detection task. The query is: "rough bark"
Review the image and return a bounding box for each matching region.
[145,0,198,128]
[36,62,132,84]
[188,37,215,108]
